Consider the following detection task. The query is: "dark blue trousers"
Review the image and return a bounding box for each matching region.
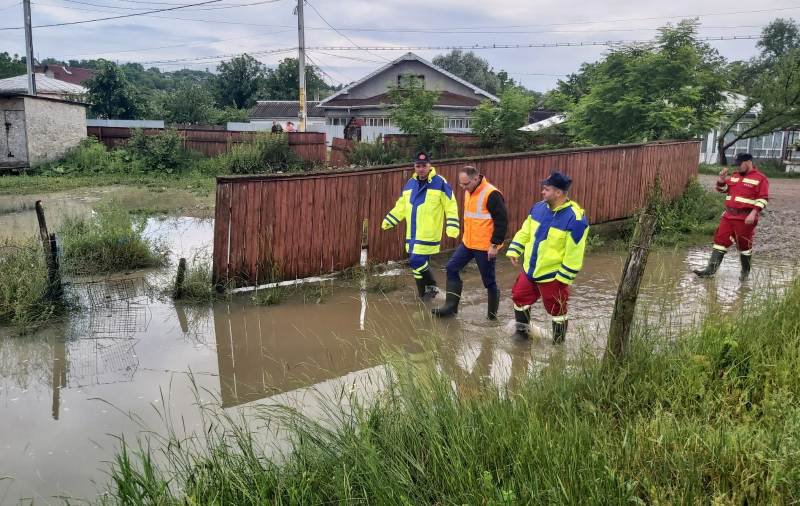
[446,244,498,294]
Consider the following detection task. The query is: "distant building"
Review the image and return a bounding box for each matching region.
[248,100,325,129]
[0,92,87,173]
[0,73,88,101]
[34,64,95,86]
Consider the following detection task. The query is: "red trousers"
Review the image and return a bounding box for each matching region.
[713,215,757,253]
[511,273,569,317]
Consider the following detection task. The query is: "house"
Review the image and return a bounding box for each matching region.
[248,100,325,130]
[0,92,87,173]
[316,52,499,140]
[34,64,95,86]
[0,73,88,101]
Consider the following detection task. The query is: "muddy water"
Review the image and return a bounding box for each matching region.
[0,197,797,503]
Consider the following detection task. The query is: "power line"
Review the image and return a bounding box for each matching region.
[52,0,284,12]
[303,0,390,62]
[304,52,346,85]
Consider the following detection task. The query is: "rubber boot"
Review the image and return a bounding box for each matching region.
[420,269,438,301]
[739,253,752,281]
[487,290,500,320]
[431,278,462,317]
[552,319,568,344]
[693,249,725,278]
[513,308,530,340]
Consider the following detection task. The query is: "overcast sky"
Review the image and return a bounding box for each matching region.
[0,0,795,91]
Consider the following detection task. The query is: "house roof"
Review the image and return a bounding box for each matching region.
[322,90,484,109]
[34,64,95,85]
[0,74,88,95]
[0,91,88,106]
[318,52,500,107]
[249,100,325,119]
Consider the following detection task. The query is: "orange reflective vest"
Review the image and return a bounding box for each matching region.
[462,177,501,251]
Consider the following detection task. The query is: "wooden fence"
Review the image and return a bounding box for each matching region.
[87,127,326,164]
[212,140,700,287]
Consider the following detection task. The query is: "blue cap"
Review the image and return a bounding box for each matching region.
[413,151,431,164]
[542,171,572,191]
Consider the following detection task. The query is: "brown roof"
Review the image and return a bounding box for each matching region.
[249,100,324,119]
[34,64,95,85]
[322,90,484,109]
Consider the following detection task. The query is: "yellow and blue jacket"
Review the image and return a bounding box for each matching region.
[506,200,589,285]
[381,167,459,255]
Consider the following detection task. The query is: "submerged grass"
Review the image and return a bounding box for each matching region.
[59,206,168,276]
[106,277,800,504]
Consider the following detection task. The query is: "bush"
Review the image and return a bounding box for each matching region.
[172,255,219,303]
[347,138,404,166]
[224,133,305,174]
[652,178,724,246]
[33,138,133,175]
[0,239,62,330]
[127,128,191,174]
[58,206,168,275]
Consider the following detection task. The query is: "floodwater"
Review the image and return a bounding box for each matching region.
[0,193,797,504]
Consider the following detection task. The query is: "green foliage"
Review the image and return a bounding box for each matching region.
[262,57,332,100]
[34,138,131,175]
[652,179,724,246]
[699,162,800,179]
[151,84,218,125]
[223,133,304,174]
[432,50,504,95]
[388,75,443,152]
[58,206,168,275]
[757,18,800,60]
[213,54,266,109]
[0,51,25,79]
[86,60,144,119]
[107,278,800,503]
[0,239,62,330]
[346,138,404,166]
[173,255,218,304]
[560,20,727,145]
[127,129,191,174]
[471,88,535,151]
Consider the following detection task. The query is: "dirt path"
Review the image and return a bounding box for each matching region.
[699,174,800,259]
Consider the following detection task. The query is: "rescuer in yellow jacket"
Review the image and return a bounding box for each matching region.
[382,151,460,299]
[506,171,589,344]
[432,166,508,320]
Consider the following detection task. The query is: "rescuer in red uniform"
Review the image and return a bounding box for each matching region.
[694,153,769,280]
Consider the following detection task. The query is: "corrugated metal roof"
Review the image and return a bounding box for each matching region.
[34,64,95,85]
[0,74,88,95]
[249,100,324,119]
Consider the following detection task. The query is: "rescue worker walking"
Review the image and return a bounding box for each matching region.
[694,153,769,280]
[382,151,460,299]
[432,166,508,319]
[507,172,589,344]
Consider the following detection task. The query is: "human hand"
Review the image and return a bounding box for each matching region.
[745,210,757,225]
[487,244,498,261]
[510,256,519,267]
[718,167,729,183]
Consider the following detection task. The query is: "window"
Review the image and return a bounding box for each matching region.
[443,118,471,129]
[397,74,425,88]
[365,117,391,127]
[327,117,347,126]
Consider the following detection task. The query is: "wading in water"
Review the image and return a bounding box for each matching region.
[506,172,589,344]
[432,166,508,319]
[381,151,460,300]
[694,152,769,281]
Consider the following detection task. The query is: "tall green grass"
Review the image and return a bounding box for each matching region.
[0,239,63,330]
[106,278,800,504]
[59,206,168,275]
[652,178,724,246]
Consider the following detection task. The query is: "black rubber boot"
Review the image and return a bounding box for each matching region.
[693,249,725,278]
[552,320,568,344]
[740,254,752,281]
[487,290,500,320]
[431,278,462,317]
[419,269,438,301]
[415,278,427,298]
[513,308,530,340]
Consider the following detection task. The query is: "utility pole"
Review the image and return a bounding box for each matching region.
[23,0,36,95]
[296,0,307,132]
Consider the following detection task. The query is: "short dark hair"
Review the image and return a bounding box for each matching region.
[460,166,479,178]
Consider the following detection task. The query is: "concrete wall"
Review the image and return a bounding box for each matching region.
[23,96,87,165]
[0,97,28,168]
[344,60,480,99]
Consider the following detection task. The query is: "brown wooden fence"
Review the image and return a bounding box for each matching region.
[87,127,326,163]
[212,140,700,287]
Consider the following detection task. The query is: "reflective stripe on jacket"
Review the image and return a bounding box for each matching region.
[463,177,501,251]
[506,200,589,285]
[381,167,459,255]
[716,167,769,221]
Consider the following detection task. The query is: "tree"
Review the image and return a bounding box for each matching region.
[152,83,217,124]
[471,88,534,151]
[85,60,143,119]
[0,52,25,79]
[433,50,502,95]
[560,20,727,145]
[262,58,331,100]
[388,75,443,151]
[213,54,266,109]
[757,18,800,60]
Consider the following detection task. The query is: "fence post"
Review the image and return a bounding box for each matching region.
[173,257,187,299]
[605,187,659,363]
[34,201,63,300]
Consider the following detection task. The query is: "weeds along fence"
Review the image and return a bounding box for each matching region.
[87,127,326,164]
[212,140,700,287]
